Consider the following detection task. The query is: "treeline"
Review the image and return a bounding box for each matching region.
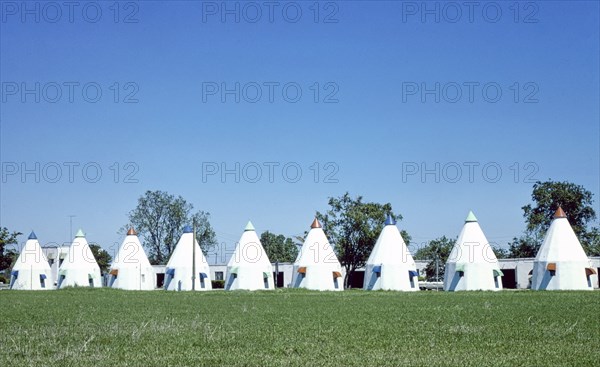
[2,181,599,285]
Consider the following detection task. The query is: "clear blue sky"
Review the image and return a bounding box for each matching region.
[1,1,598,263]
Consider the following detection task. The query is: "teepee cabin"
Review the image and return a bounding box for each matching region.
[364,215,419,291]
[57,229,102,288]
[226,221,274,290]
[531,207,595,290]
[443,211,503,291]
[108,228,155,290]
[292,218,343,291]
[164,226,212,291]
[9,231,52,290]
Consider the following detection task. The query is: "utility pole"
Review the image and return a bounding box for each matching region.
[68,215,76,239]
[435,254,439,284]
[192,220,196,291]
[275,260,279,288]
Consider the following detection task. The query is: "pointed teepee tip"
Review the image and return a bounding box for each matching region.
[384,214,396,226]
[465,211,478,222]
[244,221,255,231]
[554,206,567,219]
[311,218,322,229]
[75,229,85,238]
[183,225,193,233]
[28,231,37,240]
[127,227,137,236]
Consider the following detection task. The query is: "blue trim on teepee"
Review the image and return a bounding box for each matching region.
[28,231,37,240]
[183,225,193,233]
[384,214,396,226]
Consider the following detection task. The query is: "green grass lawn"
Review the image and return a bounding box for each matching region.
[0,289,598,366]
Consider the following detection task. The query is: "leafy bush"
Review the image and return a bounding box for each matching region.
[211,280,225,289]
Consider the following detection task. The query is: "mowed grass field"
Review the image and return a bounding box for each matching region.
[0,289,598,366]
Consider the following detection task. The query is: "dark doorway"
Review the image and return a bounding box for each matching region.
[597,268,600,288]
[501,269,517,289]
[156,273,165,288]
[272,272,284,288]
[349,270,365,289]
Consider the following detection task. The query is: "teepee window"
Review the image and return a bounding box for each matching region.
[108,269,118,287]
[373,266,382,277]
[165,268,176,289]
[88,274,94,287]
[58,274,66,288]
[408,270,418,289]
[199,273,208,289]
[39,274,47,288]
[296,267,307,282]
[585,268,596,288]
[9,270,18,289]
[493,269,503,289]
[164,268,175,290]
[332,272,341,289]
[226,273,237,289]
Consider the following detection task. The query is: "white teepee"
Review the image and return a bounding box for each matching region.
[292,218,343,291]
[364,215,419,291]
[164,226,212,291]
[57,229,102,288]
[108,228,155,290]
[531,207,595,290]
[9,231,52,290]
[226,221,274,290]
[443,212,503,291]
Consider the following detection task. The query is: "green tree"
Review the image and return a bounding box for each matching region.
[492,244,509,259]
[510,180,599,257]
[124,190,218,264]
[413,236,455,281]
[316,192,410,288]
[260,231,299,263]
[89,244,112,274]
[523,181,595,237]
[0,227,22,271]
[580,228,600,257]
[507,233,541,258]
